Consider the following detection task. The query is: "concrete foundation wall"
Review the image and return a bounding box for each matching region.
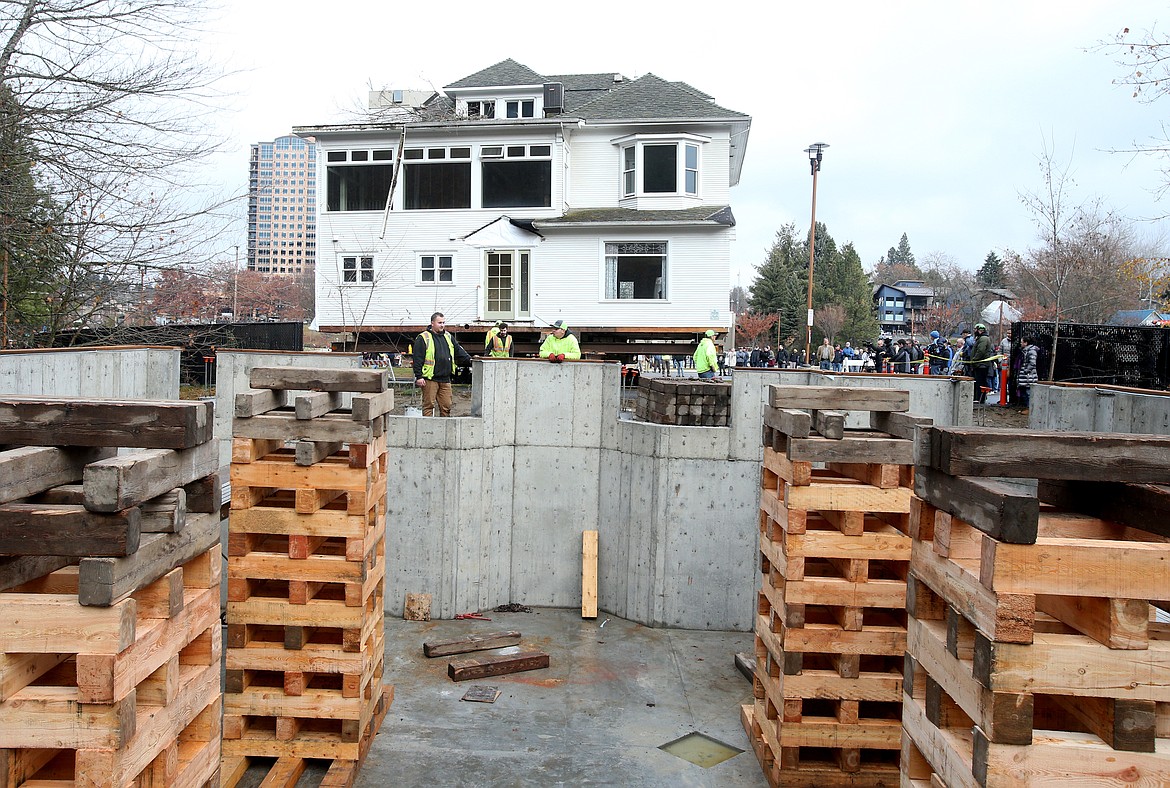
[0,347,180,398]
[1030,383,1170,435]
[384,361,970,632]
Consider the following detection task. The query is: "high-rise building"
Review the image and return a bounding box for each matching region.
[247,135,317,275]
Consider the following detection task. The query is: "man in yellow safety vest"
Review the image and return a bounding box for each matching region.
[486,322,513,357]
[412,312,472,416]
[693,329,719,380]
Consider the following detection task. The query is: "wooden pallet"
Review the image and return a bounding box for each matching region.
[750,391,920,787]
[0,554,222,787]
[903,653,1170,787]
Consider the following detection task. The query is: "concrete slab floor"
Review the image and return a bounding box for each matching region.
[355,607,767,787]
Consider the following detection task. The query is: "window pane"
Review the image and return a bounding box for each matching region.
[372,150,394,160]
[522,100,534,117]
[685,170,697,194]
[351,150,369,161]
[643,145,677,193]
[439,269,452,282]
[685,145,698,169]
[506,101,518,118]
[482,161,552,208]
[405,163,472,209]
[428,148,446,159]
[530,145,551,157]
[327,151,346,162]
[327,164,394,211]
[451,147,471,159]
[507,146,525,158]
[403,149,424,160]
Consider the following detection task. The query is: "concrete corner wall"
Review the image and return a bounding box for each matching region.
[0,346,181,399]
[1030,383,1170,435]
[384,361,970,631]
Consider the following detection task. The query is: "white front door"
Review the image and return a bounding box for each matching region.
[485,250,531,320]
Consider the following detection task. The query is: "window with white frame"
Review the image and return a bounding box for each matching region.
[403,146,472,209]
[604,242,666,300]
[326,149,395,211]
[481,144,552,208]
[505,99,535,118]
[466,100,495,119]
[419,253,454,284]
[618,137,703,198]
[342,255,374,284]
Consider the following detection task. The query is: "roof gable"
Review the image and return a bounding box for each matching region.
[445,59,546,90]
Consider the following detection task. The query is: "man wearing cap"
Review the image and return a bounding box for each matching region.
[539,320,581,362]
[927,330,951,375]
[413,311,472,417]
[971,323,994,403]
[693,329,720,380]
[486,322,512,358]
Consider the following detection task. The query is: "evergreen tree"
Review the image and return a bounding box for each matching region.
[748,224,807,345]
[894,233,916,270]
[750,223,879,352]
[975,251,1004,287]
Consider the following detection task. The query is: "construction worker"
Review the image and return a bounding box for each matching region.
[486,322,512,357]
[539,319,581,362]
[412,311,472,416]
[693,329,720,380]
[484,321,502,353]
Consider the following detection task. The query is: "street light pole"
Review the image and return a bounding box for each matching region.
[233,245,239,319]
[804,143,828,365]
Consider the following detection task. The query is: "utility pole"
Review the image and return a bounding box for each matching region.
[804,143,828,365]
[233,245,239,319]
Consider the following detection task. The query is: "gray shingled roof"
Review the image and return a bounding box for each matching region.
[442,61,747,121]
[445,59,546,89]
[573,73,748,121]
[535,206,734,227]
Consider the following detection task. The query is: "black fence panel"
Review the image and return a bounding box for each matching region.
[55,322,305,386]
[1010,321,1170,390]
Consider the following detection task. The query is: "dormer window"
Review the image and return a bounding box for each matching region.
[505,99,535,119]
[615,134,706,198]
[467,100,495,119]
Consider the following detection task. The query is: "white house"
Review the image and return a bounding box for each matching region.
[294,59,751,355]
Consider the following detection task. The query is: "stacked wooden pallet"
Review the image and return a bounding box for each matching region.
[635,378,731,426]
[222,368,393,787]
[743,386,929,787]
[903,427,1170,787]
[0,396,222,787]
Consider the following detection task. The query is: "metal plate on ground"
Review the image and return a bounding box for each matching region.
[461,685,501,703]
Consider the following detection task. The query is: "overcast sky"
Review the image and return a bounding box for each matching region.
[204,1,1169,289]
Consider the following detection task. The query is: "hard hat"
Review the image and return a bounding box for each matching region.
[930,330,940,339]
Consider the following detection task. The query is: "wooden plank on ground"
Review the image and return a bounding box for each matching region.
[448,651,550,682]
[768,385,910,412]
[234,388,287,418]
[0,446,115,505]
[249,367,388,393]
[0,503,140,556]
[582,530,598,619]
[930,427,1170,483]
[913,465,1039,544]
[0,397,213,449]
[424,631,522,658]
[83,440,218,512]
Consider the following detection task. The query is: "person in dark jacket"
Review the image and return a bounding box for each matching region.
[413,311,472,417]
[970,323,995,403]
[1016,335,1039,412]
[892,340,912,374]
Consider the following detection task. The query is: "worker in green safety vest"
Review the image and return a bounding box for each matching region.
[693,329,720,380]
[412,311,471,416]
[539,320,581,362]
